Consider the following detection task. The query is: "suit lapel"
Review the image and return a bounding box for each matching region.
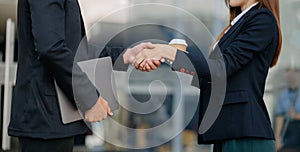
[217,5,260,49]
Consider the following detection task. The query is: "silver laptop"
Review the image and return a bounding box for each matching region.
[56,57,119,124]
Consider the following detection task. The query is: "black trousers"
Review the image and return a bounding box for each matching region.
[18,136,74,152]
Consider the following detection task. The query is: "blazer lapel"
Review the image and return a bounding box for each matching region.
[217,5,260,49]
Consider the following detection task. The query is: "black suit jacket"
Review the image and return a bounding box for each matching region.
[172,6,278,143]
[8,1,181,139]
[8,0,101,139]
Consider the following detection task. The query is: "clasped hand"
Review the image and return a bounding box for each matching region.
[124,42,177,72]
[85,42,177,122]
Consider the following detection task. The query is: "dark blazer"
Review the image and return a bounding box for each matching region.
[8,0,100,139]
[172,6,278,143]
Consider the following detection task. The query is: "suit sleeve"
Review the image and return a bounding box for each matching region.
[100,47,129,71]
[28,0,98,111]
[172,11,277,86]
[221,11,277,76]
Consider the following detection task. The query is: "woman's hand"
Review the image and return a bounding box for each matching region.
[123,42,155,64]
[133,44,177,72]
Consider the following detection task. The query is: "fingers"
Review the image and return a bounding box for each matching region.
[153,60,161,67]
[131,43,163,71]
[138,59,148,70]
[84,97,113,123]
[133,52,145,68]
[146,60,158,71]
[138,59,161,72]
[101,99,113,116]
[134,58,145,69]
[123,42,154,64]
[133,49,156,69]
[99,97,113,116]
[85,110,107,123]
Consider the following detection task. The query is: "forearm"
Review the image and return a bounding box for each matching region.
[275,116,284,139]
[172,50,212,80]
[100,46,129,71]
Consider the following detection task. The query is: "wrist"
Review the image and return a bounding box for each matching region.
[163,45,177,61]
[276,136,281,140]
[275,133,282,140]
[123,49,130,64]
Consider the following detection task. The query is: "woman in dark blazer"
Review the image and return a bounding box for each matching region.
[130,0,282,151]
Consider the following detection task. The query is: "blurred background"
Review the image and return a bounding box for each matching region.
[0,0,300,151]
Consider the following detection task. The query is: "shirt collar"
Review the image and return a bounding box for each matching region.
[231,2,259,26]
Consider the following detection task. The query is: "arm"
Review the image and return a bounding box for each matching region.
[28,0,109,119]
[131,11,275,90]
[132,44,209,88]
[28,0,88,103]
[275,116,284,150]
[133,11,278,87]
[100,43,156,71]
[81,43,158,73]
[173,11,278,79]
[99,46,129,71]
[274,93,286,150]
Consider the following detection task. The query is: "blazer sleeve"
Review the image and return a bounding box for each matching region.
[100,47,129,71]
[172,10,278,86]
[221,10,277,76]
[28,0,98,111]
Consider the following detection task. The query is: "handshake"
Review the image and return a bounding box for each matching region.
[85,39,188,122]
[124,39,188,72]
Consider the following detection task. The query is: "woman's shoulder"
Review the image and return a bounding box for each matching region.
[244,7,277,25]
[248,7,276,20]
[253,7,273,14]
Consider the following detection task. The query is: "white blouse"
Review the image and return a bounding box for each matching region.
[213,2,259,50]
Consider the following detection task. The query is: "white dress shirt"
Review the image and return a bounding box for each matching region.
[231,2,259,26]
[213,2,259,50]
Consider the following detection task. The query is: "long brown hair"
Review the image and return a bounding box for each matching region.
[216,0,282,67]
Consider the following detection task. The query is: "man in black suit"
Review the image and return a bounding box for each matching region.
[8,0,111,151]
[7,0,154,151]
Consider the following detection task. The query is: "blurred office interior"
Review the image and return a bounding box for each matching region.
[0,0,300,151]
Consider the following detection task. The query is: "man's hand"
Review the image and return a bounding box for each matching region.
[123,42,155,64]
[84,96,113,122]
[133,44,177,72]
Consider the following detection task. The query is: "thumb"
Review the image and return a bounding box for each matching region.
[144,42,155,49]
[108,108,113,116]
[102,100,113,116]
